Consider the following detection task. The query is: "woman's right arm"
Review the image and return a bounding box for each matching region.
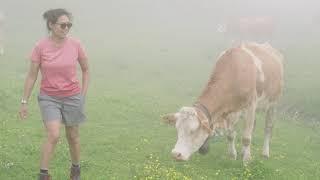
[19,61,40,120]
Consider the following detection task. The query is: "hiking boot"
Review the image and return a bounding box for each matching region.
[70,166,80,180]
[39,173,51,180]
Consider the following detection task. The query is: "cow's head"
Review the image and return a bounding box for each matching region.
[162,106,213,161]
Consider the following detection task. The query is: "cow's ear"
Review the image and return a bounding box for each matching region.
[161,113,177,126]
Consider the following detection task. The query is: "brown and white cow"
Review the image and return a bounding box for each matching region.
[163,42,283,164]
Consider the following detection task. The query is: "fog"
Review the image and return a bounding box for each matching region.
[1,0,320,55]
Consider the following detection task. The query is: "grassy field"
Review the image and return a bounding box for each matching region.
[1,39,320,180]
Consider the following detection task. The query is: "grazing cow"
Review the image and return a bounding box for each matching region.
[0,12,4,56]
[163,42,283,164]
[218,16,275,44]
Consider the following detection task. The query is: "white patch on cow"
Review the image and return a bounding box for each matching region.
[262,43,284,64]
[257,92,267,104]
[216,50,227,63]
[241,45,265,82]
[256,92,270,111]
[171,107,209,161]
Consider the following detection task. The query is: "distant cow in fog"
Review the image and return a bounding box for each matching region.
[163,42,283,165]
[218,16,275,44]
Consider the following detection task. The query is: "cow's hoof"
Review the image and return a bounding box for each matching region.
[262,152,270,159]
[242,157,252,166]
[228,146,237,160]
[242,154,252,165]
[198,146,209,155]
[229,152,237,160]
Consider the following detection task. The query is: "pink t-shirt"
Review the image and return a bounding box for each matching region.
[30,37,87,97]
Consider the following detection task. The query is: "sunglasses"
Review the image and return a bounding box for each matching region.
[55,22,73,29]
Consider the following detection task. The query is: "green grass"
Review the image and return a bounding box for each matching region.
[1,40,320,180]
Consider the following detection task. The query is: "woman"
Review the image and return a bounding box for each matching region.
[19,8,89,180]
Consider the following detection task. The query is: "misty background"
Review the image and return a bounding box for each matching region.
[1,0,320,53]
[1,0,320,119]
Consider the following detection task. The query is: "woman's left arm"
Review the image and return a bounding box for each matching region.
[79,57,89,97]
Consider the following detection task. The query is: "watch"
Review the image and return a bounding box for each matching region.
[21,99,28,104]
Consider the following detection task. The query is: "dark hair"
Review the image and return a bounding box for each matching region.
[43,8,73,31]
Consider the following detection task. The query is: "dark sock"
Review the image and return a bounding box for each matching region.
[40,169,48,174]
[72,164,80,168]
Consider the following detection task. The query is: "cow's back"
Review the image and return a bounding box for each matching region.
[199,47,259,116]
[244,43,284,103]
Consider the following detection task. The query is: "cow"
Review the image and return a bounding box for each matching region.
[218,16,275,45]
[162,42,283,165]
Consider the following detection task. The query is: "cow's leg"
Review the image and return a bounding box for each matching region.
[226,113,240,160]
[262,105,275,158]
[242,101,257,165]
[227,128,237,160]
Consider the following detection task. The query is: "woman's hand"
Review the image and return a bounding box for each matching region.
[19,104,28,120]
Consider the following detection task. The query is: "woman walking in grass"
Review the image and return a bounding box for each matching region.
[18,8,89,180]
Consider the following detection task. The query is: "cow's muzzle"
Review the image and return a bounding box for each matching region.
[171,150,188,161]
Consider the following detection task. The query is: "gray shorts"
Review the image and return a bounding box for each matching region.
[37,93,86,126]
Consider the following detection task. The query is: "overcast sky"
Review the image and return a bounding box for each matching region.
[1,0,319,54]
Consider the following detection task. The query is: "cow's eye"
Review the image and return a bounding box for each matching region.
[188,119,199,132]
